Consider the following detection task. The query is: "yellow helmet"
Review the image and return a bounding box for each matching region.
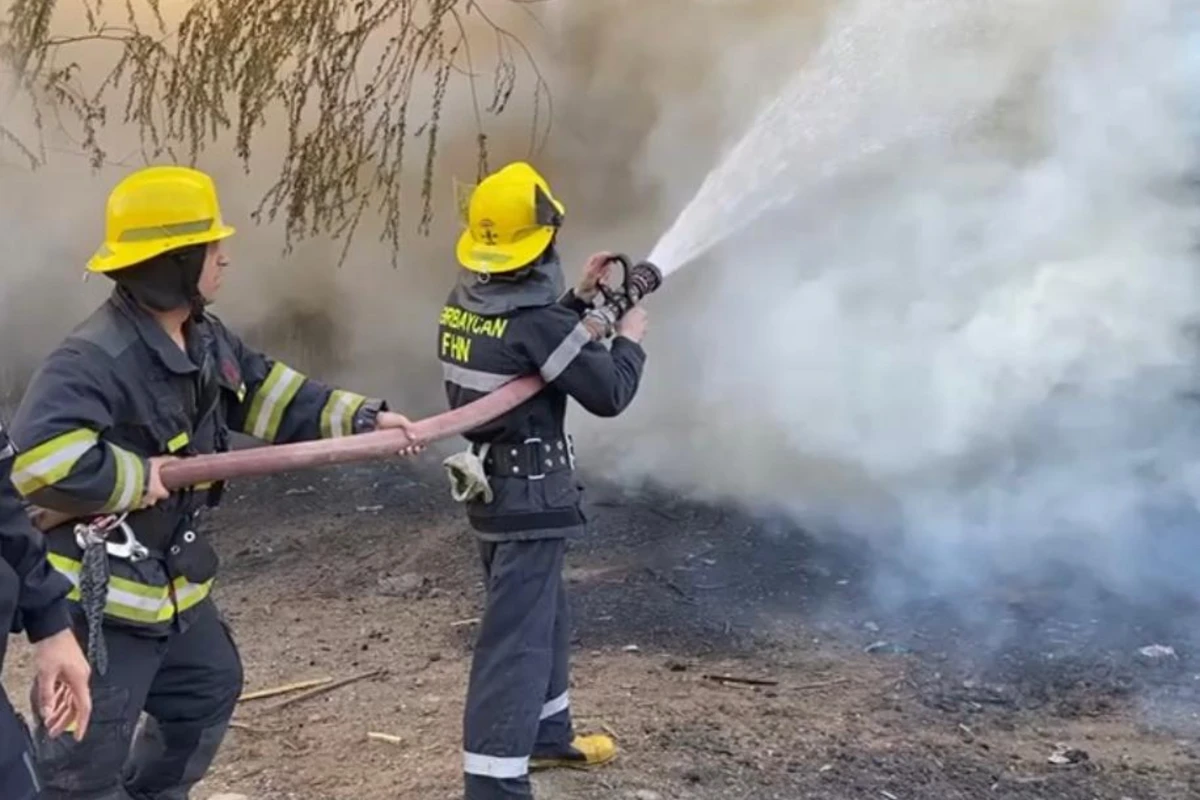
[87,165,236,273]
[455,161,565,274]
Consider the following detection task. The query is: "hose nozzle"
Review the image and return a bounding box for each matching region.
[582,254,663,339]
[624,258,663,305]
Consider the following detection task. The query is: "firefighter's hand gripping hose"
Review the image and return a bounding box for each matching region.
[581,255,663,340]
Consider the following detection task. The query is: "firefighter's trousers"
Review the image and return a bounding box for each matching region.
[0,692,40,800]
[463,539,574,800]
[32,599,243,800]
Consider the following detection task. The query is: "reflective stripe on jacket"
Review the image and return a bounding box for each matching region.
[9,287,385,632]
[438,282,646,540]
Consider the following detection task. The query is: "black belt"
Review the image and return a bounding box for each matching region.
[479,437,575,479]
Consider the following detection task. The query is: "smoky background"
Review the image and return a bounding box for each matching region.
[4,0,1200,618]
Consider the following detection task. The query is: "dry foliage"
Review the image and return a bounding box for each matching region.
[0,0,551,259]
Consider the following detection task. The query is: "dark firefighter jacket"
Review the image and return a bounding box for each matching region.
[8,287,385,635]
[1,418,72,773]
[0,419,73,671]
[438,268,647,541]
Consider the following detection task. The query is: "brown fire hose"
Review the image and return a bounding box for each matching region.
[163,373,544,486]
[29,254,664,532]
[30,374,545,531]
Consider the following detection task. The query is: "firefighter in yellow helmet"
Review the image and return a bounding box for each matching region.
[8,165,420,799]
[438,162,649,800]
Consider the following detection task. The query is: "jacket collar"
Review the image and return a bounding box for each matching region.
[109,287,201,375]
[454,251,566,315]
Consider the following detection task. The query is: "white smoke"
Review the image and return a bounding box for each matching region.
[579,0,1200,600]
[6,0,1200,603]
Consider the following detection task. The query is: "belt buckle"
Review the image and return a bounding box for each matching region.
[524,437,546,481]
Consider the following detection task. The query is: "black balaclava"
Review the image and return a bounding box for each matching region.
[109,243,208,318]
[456,242,566,316]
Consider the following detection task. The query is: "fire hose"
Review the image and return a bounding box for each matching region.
[36,255,661,673]
[30,256,663,531]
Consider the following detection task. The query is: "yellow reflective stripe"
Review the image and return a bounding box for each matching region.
[48,553,213,624]
[319,390,367,439]
[167,432,190,453]
[99,444,146,513]
[173,576,212,613]
[243,362,306,442]
[10,429,98,497]
[117,217,214,242]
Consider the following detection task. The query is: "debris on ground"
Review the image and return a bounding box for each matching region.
[865,641,912,655]
[238,677,333,703]
[377,572,430,599]
[703,673,779,687]
[1048,744,1090,766]
[665,658,690,672]
[1136,644,1178,663]
[795,678,851,692]
[367,732,404,745]
[209,795,250,800]
[262,669,386,713]
[623,644,641,653]
[644,567,697,604]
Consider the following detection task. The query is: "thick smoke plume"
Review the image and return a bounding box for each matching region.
[5,0,1200,607]
[587,0,1200,606]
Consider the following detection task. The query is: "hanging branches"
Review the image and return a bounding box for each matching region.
[0,0,552,257]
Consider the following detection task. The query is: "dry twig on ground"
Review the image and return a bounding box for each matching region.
[261,668,386,713]
[238,677,334,703]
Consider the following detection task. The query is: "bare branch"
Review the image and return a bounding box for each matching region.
[1,0,550,262]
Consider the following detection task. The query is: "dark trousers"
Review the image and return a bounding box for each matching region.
[32,599,243,800]
[0,692,40,800]
[463,539,574,800]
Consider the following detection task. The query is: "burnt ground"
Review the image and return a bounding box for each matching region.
[10,459,1200,799]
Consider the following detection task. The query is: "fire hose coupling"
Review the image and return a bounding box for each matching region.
[582,254,663,340]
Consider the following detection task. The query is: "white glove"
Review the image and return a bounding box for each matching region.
[442,447,494,504]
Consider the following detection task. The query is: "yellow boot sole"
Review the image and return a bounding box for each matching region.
[530,734,618,771]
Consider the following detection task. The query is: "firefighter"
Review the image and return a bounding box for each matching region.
[0,419,92,800]
[8,165,420,799]
[439,161,648,800]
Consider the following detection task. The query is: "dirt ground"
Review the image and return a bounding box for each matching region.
[9,459,1200,799]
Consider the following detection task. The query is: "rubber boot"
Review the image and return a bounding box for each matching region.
[529,733,617,771]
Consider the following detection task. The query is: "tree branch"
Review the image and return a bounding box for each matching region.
[1,0,551,263]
